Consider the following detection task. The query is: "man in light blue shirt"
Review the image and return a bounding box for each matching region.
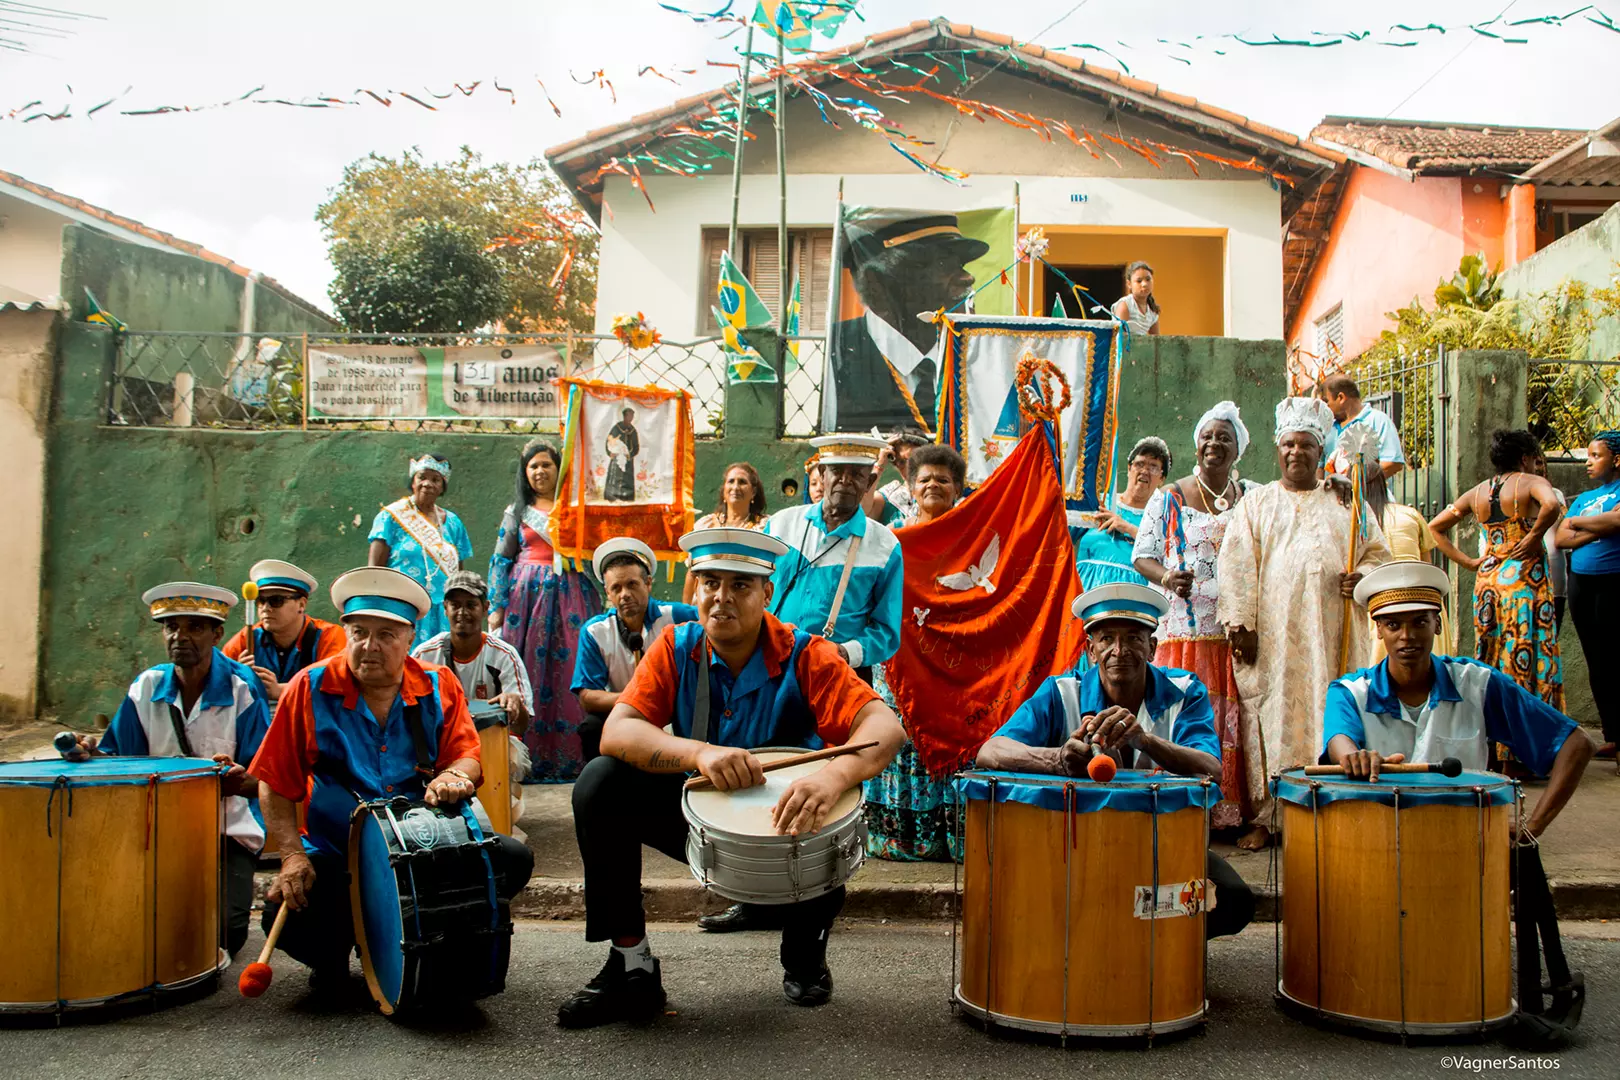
[1323,562,1592,838]
[764,433,903,678]
[1319,374,1405,478]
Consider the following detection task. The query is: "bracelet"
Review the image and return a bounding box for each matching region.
[441,767,475,786]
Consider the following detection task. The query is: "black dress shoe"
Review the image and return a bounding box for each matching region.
[783,965,833,1007]
[698,903,767,933]
[557,951,665,1029]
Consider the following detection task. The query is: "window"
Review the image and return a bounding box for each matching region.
[700,227,835,334]
[1548,206,1607,241]
[1314,304,1344,360]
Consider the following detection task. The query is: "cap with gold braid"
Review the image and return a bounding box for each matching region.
[680,527,790,577]
[1354,560,1450,617]
[1070,583,1170,631]
[141,582,238,623]
[808,433,888,467]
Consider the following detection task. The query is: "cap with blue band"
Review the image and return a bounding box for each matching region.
[329,566,431,627]
[249,559,317,596]
[1071,583,1170,631]
[679,527,791,577]
[342,594,420,623]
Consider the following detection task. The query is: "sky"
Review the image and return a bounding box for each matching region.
[4,1,1618,310]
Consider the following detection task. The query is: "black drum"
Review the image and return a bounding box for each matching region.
[348,797,514,1015]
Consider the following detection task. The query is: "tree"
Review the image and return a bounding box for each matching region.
[329,219,506,333]
[318,147,597,332]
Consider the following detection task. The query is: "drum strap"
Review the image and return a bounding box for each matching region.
[165,703,197,758]
[821,535,862,639]
[690,643,714,745]
[403,700,436,781]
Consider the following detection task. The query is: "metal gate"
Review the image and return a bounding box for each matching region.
[1349,346,1452,523]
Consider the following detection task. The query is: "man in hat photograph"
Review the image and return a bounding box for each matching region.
[826,209,988,433]
[63,581,271,958]
[223,559,346,703]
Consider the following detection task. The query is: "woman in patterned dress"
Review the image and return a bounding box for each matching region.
[489,440,603,782]
[866,444,968,861]
[1429,430,1564,767]
[1132,403,1255,833]
[368,453,474,649]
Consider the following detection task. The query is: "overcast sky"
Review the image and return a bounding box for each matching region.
[5,1,1617,310]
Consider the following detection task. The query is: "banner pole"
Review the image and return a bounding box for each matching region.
[727,21,756,260]
[775,31,788,342]
[1012,181,1021,315]
[300,332,309,431]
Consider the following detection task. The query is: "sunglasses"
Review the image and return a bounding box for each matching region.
[260,594,302,609]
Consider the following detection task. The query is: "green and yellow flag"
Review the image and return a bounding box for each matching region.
[783,273,802,375]
[83,287,126,331]
[716,251,776,383]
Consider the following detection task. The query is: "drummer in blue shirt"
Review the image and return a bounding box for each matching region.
[976,583,1254,939]
[1322,561,1593,838]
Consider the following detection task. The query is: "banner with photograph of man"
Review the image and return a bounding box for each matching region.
[821,205,1015,433]
[549,378,696,571]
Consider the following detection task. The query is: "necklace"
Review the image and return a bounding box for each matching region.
[1194,467,1237,513]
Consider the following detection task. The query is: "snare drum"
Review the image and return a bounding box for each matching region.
[682,749,866,905]
[0,756,226,1014]
[470,701,512,835]
[955,770,1215,1037]
[349,797,514,1016]
[1274,768,1516,1035]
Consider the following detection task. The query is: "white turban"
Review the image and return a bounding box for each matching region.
[1193,401,1250,461]
[1273,397,1336,446]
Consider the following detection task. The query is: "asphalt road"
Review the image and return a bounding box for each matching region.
[8,922,1616,1079]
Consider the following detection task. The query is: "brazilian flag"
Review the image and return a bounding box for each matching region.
[716,251,776,384]
[83,287,126,332]
[783,274,802,375]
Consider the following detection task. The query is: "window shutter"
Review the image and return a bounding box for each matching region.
[804,229,834,334]
[701,229,727,333]
[747,230,783,318]
[1315,304,1344,359]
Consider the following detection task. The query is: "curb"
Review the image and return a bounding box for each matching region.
[510,877,1620,922]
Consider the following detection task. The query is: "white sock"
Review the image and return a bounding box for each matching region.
[613,938,655,974]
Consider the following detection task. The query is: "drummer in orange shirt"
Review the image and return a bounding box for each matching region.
[222,560,345,703]
[557,527,904,1028]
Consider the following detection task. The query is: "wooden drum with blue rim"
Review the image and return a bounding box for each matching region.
[954,770,1214,1037]
[1274,768,1516,1035]
[0,756,225,1014]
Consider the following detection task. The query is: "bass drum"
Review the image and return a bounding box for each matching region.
[349,797,513,1016]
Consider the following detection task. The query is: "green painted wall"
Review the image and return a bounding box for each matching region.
[39,312,1285,722]
[1499,202,1620,365]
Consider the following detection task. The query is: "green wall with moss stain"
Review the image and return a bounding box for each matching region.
[40,301,1285,722]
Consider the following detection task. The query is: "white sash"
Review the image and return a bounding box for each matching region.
[521,504,550,536]
[383,497,460,576]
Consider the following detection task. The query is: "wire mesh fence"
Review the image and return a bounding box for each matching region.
[1527,358,1620,459]
[110,331,731,436]
[783,336,827,438]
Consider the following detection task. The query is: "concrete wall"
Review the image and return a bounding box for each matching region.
[1499,201,1620,364]
[1289,166,1468,360]
[0,309,57,722]
[593,69,1287,343]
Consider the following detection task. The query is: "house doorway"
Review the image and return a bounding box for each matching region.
[1041,263,1126,319]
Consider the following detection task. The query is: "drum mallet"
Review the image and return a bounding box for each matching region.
[1303,757,1463,778]
[1087,745,1117,783]
[241,581,259,639]
[53,731,78,755]
[683,741,879,792]
[239,902,289,997]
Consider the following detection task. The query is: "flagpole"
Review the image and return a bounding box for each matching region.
[726,22,756,259]
[775,30,789,345]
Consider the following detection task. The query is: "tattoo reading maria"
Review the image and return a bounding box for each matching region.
[647,749,682,770]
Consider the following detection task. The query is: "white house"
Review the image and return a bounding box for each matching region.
[547,18,1341,348]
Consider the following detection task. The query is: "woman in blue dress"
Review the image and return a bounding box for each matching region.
[368,453,474,648]
[1073,436,1169,590]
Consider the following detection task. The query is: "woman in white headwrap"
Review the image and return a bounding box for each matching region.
[1131,401,1257,829]
[1217,398,1390,848]
[368,453,474,648]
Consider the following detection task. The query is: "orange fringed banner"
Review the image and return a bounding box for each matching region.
[883,428,1088,777]
[549,378,696,574]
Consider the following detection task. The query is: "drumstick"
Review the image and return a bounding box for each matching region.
[682,741,880,792]
[1303,757,1462,778]
[238,902,290,997]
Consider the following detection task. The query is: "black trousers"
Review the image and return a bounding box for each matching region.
[579,712,608,764]
[225,841,258,959]
[1205,851,1254,940]
[1569,571,1620,744]
[262,836,534,973]
[573,755,844,969]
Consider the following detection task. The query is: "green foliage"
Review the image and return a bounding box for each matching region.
[329,219,507,334]
[1354,256,1620,457]
[318,147,596,333]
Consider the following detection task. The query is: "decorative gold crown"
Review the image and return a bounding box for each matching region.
[149,596,231,619]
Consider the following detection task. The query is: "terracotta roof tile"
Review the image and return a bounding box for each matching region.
[0,168,330,319]
[1310,116,1583,173]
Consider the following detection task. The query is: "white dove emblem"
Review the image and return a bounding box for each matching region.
[913,606,930,626]
[936,533,1001,594]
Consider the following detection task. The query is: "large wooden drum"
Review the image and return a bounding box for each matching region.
[470,702,512,835]
[955,770,1215,1037]
[1275,768,1516,1035]
[0,757,225,1014]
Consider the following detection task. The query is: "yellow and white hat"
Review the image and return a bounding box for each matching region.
[593,537,657,581]
[1354,560,1450,616]
[680,527,790,577]
[329,566,432,626]
[809,433,887,466]
[141,582,238,623]
[249,559,317,597]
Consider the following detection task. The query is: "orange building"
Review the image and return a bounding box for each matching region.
[1284,116,1619,369]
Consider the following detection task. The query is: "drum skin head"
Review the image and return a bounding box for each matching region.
[350,809,406,1014]
[685,752,860,837]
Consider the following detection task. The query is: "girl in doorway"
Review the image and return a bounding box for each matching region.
[1112,260,1161,336]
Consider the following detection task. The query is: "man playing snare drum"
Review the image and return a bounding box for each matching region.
[975,583,1255,940]
[559,527,904,1028]
[1323,561,1593,837]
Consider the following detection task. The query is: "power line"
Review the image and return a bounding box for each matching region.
[1383,0,1519,119]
